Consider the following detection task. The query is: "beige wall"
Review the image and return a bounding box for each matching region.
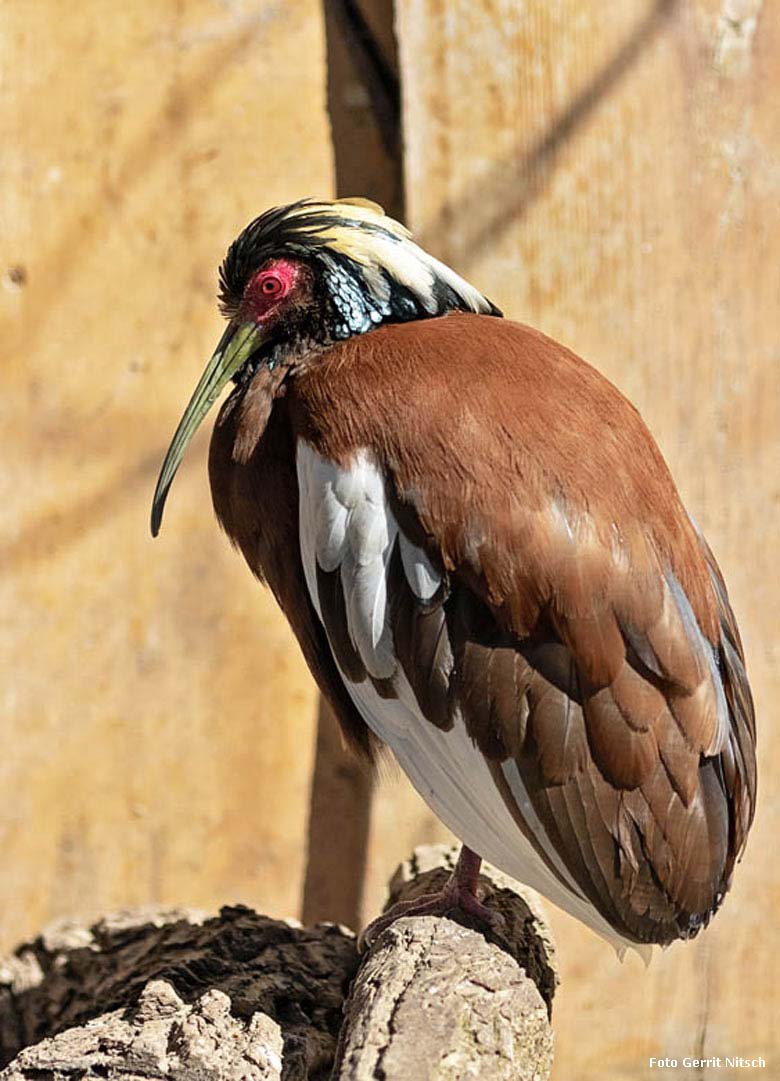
[0,0,333,948]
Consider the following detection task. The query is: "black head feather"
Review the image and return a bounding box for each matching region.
[217,198,502,330]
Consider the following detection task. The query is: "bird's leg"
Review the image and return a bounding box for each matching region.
[358,846,505,951]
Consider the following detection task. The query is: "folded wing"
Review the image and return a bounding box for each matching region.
[291,315,756,948]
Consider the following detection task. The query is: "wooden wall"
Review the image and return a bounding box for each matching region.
[1,2,777,1078]
[0,0,331,948]
[393,2,779,1078]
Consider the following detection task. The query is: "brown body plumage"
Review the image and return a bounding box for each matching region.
[153,200,756,952]
[208,314,754,946]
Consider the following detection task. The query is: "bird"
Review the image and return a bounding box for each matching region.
[151,197,756,954]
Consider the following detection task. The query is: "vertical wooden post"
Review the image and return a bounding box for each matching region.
[301,0,405,930]
[301,699,373,929]
[323,0,404,218]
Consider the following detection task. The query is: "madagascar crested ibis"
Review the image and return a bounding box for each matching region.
[151,198,756,954]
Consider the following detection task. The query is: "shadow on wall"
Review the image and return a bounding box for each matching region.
[415,0,680,265]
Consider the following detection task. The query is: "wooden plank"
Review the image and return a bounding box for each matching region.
[302,698,373,930]
[0,0,333,951]
[393,2,779,1077]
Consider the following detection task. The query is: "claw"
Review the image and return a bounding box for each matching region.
[358,846,506,952]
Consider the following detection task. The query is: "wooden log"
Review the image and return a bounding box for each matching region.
[0,906,359,1080]
[333,845,556,1080]
[0,848,557,1081]
[2,978,286,1081]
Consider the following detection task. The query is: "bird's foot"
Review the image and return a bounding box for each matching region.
[358,847,506,951]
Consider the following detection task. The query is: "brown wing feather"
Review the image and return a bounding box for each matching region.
[289,313,756,944]
[209,368,377,760]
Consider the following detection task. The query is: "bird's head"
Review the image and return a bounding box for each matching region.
[150,197,500,535]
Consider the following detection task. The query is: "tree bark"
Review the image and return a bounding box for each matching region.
[0,847,556,1081]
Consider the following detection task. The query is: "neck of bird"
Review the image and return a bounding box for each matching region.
[234,276,482,390]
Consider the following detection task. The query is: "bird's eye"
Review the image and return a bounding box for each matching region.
[260,274,284,296]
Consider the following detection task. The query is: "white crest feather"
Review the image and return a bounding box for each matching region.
[287,199,497,317]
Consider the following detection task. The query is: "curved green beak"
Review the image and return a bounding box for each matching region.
[150,320,264,537]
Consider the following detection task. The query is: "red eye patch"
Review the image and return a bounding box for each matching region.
[246,258,299,312]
